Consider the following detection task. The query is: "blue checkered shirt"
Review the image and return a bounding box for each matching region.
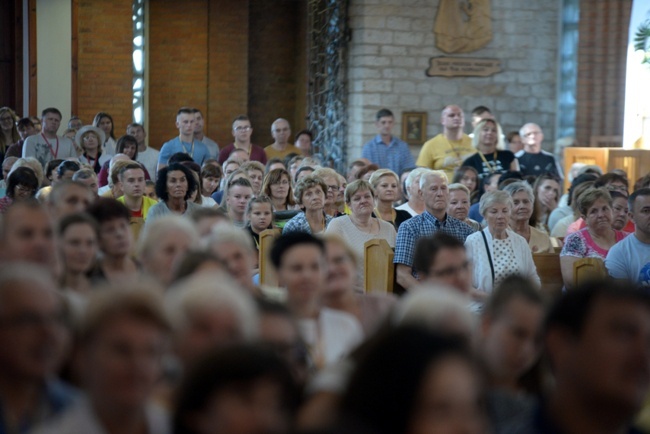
[282,212,333,235]
[394,211,476,270]
[361,135,415,175]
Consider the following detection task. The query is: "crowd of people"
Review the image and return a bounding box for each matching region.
[0,103,649,434]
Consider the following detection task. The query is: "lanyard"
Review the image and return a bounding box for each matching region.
[41,133,59,158]
[478,151,498,173]
[179,136,194,156]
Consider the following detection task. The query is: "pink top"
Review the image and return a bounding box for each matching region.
[560,227,628,259]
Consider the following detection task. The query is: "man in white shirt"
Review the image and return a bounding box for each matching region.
[23,108,78,169]
[127,122,159,181]
[606,188,650,287]
[193,108,219,159]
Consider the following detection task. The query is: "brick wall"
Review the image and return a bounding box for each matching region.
[576,0,632,146]
[347,0,561,159]
[76,0,132,135]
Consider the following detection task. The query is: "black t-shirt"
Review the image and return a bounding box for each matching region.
[461,151,515,181]
[516,152,559,177]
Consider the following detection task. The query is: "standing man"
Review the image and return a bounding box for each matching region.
[515,123,563,178]
[394,170,475,290]
[22,108,78,169]
[606,188,650,286]
[127,122,159,182]
[264,118,299,161]
[157,107,210,171]
[192,108,219,159]
[116,162,158,243]
[218,115,267,164]
[416,105,475,181]
[362,108,415,176]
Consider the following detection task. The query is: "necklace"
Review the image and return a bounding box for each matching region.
[179,135,194,156]
[41,133,59,158]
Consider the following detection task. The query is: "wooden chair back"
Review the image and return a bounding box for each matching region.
[573,257,607,287]
[533,253,563,299]
[259,228,281,287]
[364,238,394,293]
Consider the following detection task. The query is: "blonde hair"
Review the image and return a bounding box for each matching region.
[344,179,375,204]
[369,169,399,190]
[11,157,45,187]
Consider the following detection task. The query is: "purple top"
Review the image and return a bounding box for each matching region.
[218,143,267,165]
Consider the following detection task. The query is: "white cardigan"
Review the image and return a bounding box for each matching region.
[464,228,540,294]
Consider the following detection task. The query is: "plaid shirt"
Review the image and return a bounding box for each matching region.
[394,211,475,269]
[282,211,333,235]
[361,135,415,175]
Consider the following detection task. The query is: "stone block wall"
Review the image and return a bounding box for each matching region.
[347,0,561,160]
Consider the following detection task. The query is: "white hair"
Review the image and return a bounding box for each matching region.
[204,223,254,252]
[392,284,476,339]
[165,271,259,340]
[137,214,200,259]
[419,170,448,190]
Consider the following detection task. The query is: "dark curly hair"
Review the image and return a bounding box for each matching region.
[155,163,197,202]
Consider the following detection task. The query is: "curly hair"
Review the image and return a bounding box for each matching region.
[293,174,327,205]
[155,163,198,202]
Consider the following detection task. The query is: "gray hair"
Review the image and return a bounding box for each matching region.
[419,170,448,190]
[204,223,254,252]
[392,285,475,339]
[404,168,431,198]
[502,181,534,203]
[448,183,470,196]
[137,215,199,259]
[165,271,259,340]
[479,190,513,217]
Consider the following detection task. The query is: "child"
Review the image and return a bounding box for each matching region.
[245,195,275,268]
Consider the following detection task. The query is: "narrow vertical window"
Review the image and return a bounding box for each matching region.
[132,0,145,123]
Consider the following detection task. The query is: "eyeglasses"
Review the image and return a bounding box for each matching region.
[0,116,13,122]
[15,185,35,194]
[234,126,252,132]
[429,261,471,278]
[326,185,338,191]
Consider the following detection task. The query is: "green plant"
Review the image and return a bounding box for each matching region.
[635,20,650,66]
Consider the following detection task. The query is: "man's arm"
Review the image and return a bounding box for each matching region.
[157,143,171,173]
[396,264,419,289]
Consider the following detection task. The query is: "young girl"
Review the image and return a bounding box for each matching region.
[453,166,480,203]
[245,195,274,268]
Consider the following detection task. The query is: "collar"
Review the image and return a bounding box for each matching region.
[374,134,395,146]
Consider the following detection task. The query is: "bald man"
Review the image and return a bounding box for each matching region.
[264,118,300,160]
[515,123,563,178]
[416,105,475,181]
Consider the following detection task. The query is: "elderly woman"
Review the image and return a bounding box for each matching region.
[326,179,396,291]
[369,169,411,230]
[461,119,518,181]
[313,167,344,217]
[560,188,628,289]
[137,215,200,287]
[147,163,201,223]
[76,125,110,174]
[503,181,554,253]
[395,167,430,216]
[447,183,481,231]
[283,174,332,235]
[464,190,540,300]
[0,166,39,212]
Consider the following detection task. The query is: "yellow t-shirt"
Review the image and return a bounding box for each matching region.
[416,133,475,180]
[264,143,300,161]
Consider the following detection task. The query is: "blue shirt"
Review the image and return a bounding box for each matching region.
[158,137,211,166]
[394,211,475,272]
[361,135,415,175]
[282,212,333,235]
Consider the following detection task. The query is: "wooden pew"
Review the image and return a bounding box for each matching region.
[259,228,281,287]
[364,239,395,294]
[533,253,563,299]
[573,257,607,287]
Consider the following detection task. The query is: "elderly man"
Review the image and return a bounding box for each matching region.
[515,123,563,178]
[394,170,475,290]
[264,118,300,161]
[0,265,75,433]
[416,105,475,181]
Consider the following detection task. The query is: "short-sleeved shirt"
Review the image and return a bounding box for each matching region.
[361,134,415,175]
[561,228,628,260]
[394,211,475,274]
[264,143,300,161]
[158,137,210,166]
[282,212,333,235]
[201,136,219,159]
[137,146,161,182]
[461,150,516,181]
[218,143,268,165]
[22,134,78,168]
[515,150,561,178]
[606,233,650,286]
[415,134,475,181]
